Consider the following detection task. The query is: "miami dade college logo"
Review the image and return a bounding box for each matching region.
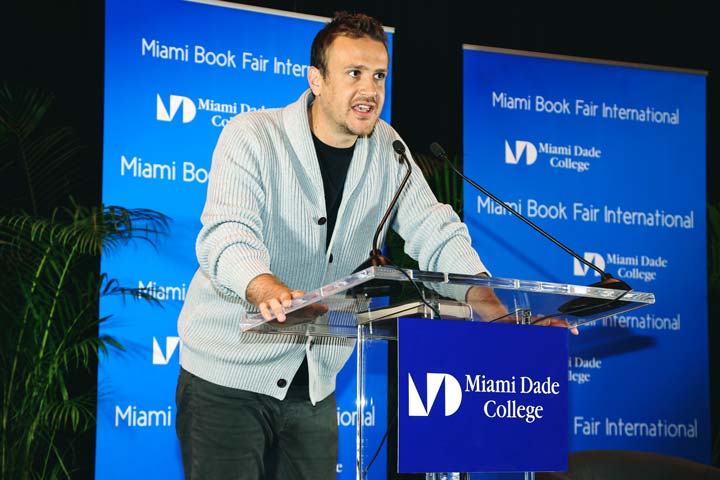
[505,140,537,165]
[573,252,605,277]
[156,94,196,123]
[152,336,181,365]
[408,373,462,416]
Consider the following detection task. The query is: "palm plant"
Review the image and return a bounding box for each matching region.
[0,83,169,478]
[413,150,464,216]
[0,84,81,216]
[0,205,168,478]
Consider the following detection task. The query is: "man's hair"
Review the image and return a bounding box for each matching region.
[310,11,388,77]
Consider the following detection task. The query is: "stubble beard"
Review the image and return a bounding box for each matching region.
[341,114,378,139]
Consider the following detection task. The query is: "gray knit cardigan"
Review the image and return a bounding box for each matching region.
[178,89,488,404]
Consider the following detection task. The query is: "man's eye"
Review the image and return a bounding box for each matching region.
[374,72,386,80]
[348,70,360,78]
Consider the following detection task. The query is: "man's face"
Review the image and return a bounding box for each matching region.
[308,35,388,148]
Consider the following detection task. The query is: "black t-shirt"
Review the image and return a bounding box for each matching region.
[290,133,355,391]
[312,132,355,248]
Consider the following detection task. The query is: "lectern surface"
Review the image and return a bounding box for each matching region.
[240,267,655,338]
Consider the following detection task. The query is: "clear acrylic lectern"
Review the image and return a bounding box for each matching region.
[239,266,655,480]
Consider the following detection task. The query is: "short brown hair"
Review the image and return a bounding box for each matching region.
[310,11,388,77]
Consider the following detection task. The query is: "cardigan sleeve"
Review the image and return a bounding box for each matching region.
[195,117,273,302]
[390,140,490,300]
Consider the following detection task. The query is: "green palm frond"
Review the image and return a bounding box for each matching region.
[0,83,53,141]
[413,151,463,214]
[0,83,82,214]
[0,203,170,257]
[0,203,169,479]
[0,82,171,478]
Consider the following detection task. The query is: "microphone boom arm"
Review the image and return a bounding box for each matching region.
[371,154,412,256]
[429,142,617,283]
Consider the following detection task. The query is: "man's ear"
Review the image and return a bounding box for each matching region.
[308,66,323,96]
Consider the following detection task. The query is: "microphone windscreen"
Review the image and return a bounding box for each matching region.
[429,142,447,160]
[392,140,406,155]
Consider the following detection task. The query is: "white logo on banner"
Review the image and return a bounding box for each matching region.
[156,94,196,123]
[408,373,462,416]
[152,336,181,365]
[573,252,605,277]
[505,140,537,165]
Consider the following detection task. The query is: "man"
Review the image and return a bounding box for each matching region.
[176,11,516,480]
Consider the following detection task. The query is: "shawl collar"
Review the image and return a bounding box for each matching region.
[281,90,371,219]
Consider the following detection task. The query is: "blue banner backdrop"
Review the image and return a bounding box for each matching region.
[98,1,392,477]
[462,45,709,463]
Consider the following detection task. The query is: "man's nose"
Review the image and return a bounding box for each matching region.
[359,78,378,99]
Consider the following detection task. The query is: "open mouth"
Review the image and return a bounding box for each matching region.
[352,103,375,114]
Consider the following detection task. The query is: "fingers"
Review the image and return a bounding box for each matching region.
[258,290,306,322]
[259,297,288,322]
[551,319,579,335]
[246,275,307,322]
[259,299,284,322]
[278,290,293,308]
[533,317,580,335]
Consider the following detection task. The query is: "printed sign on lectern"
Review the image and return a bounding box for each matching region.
[397,318,568,473]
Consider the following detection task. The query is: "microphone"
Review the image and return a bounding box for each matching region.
[429,142,631,317]
[352,140,413,273]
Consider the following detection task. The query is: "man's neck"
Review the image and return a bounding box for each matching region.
[307,104,357,148]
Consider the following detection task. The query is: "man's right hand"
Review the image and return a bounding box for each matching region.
[246,274,304,322]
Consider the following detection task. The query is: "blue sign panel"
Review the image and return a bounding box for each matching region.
[462,46,709,463]
[99,1,393,478]
[398,318,568,473]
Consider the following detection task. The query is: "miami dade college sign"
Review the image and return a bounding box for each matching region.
[398,318,568,473]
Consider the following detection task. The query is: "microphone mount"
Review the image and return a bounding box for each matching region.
[352,140,412,273]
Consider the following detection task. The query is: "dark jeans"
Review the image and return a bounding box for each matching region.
[176,368,338,480]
